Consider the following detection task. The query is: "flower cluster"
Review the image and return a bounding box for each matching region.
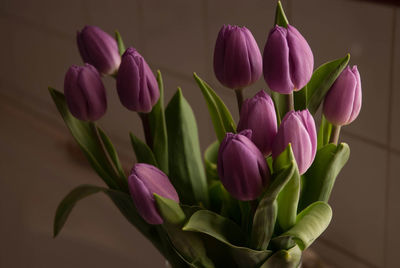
[52,2,362,267]
[62,17,361,226]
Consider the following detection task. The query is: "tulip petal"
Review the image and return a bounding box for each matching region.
[287,25,314,90]
[237,90,277,156]
[77,26,120,75]
[348,66,362,124]
[323,67,357,125]
[129,173,164,225]
[263,26,293,94]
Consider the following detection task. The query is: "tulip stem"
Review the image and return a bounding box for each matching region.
[139,113,153,149]
[329,125,341,145]
[286,92,294,113]
[235,88,244,114]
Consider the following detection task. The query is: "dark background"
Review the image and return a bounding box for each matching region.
[0,0,399,267]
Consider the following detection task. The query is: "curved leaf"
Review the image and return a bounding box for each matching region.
[299,143,350,211]
[283,201,332,250]
[273,144,300,231]
[149,70,169,173]
[194,73,236,141]
[270,91,285,125]
[154,194,186,226]
[251,162,295,250]
[275,0,289,27]
[53,185,102,237]
[49,88,122,190]
[260,245,302,268]
[183,210,272,268]
[166,226,215,268]
[317,115,333,150]
[97,127,126,180]
[204,140,219,181]
[165,88,208,206]
[304,54,350,114]
[129,132,158,166]
[53,185,154,241]
[115,30,126,56]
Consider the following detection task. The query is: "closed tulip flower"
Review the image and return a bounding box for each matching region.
[64,64,107,121]
[263,25,313,94]
[323,66,362,126]
[272,110,317,175]
[116,47,159,113]
[218,130,270,201]
[77,25,121,75]
[213,25,262,89]
[237,90,277,156]
[128,163,179,225]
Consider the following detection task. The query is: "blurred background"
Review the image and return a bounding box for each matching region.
[0,0,399,267]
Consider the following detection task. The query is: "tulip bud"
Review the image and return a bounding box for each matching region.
[323,66,362,126]
[218,130,270,201]
[116,47,159,113]
[77,25,121,75]
[263,25,313,94]
[272,110,316,175]
[237,90,277,156]
[213,25,262,89]
[64,64,107,121]
[128,163,179,225]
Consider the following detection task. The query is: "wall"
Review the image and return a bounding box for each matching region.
[0,0,398,267]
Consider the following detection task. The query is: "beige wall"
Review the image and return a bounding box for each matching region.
[0,0,399,267]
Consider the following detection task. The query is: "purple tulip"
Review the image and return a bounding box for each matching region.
[237,90,277,156]
[323,66,362,126]
[213,25,262,89]
[64,64,107,121]
[218,130,270,201]
[128,163,179,225]
[77,25,121,75]
[272,110,316,175]
[116,47,159,113]
[263,25,314,94]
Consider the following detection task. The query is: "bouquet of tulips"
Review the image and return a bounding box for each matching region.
[50,2,361,267]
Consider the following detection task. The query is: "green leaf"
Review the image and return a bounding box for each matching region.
[299,143,350,211]
[208,181,241,225]
[129,132,158,166]
[317,115,333,150]
[53,185,102,237]
[97,127,126,180]
[251,162,295,250]
[165,88,208,206]
[273,144,301,231]
[154,194,186,226]
[165,225,215,268]
[270,91,285,125]
[274,1,289,27]
[183,210,272,268]
[282,202,332,250]
[149,70,169,174]
[306,54,350,114]
[115,30,126,56]
[260,245,302,268]
[49,88,122,190]
[293,86,307,111]
[204,140,219,181]
[53,185,155,243]
[194,73,236,141]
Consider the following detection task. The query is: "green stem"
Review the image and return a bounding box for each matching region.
[286,92,294,114]
[329,125,341,145]
[235,88,244,114]
[139,112,153,149]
